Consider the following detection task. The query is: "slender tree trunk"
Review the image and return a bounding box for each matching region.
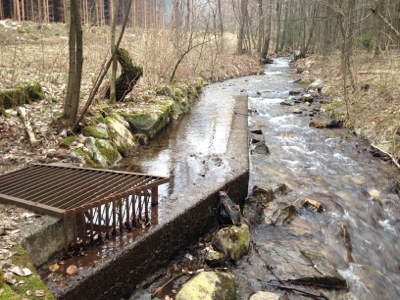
[21,0,25,20]
[64,0,70,24]
[110,0,119,103]
[262,1,273,57]
[16,0,21,21]
[217,0,223,38]
[257,0,264,54]
[275,0,282,53]
[280,0,289,51]
[237,0,248,54]
[64,0,83,125]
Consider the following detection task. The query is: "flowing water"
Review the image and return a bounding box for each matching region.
[244,58,400,299]
[119,58,400,298]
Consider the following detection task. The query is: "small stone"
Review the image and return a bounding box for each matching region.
[212,224,250,261]
[250,291,280,300]
[299,198,324,212]
[205,249,225,265]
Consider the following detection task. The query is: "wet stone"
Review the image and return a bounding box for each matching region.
[175,271,236,300]
[298,198,324,212]
[249,291,281,300]
[212,224,250,262]
[250,141,270,155]
[256,244,347,290]
[262,202,297,225]
[205,249,225,265]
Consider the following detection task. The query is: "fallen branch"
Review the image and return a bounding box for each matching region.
[371,144,400,169]
[265,282,329,300]
[151,272,190,298]
[17,107,37,146]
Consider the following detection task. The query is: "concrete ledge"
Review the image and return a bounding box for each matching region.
[50,95,249,299]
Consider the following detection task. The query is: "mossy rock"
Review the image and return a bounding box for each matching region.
[105,114,136,157]
[82,124,109,139]
[82,137,122,167]
[212,224,250,261]
[60,136,77,149]
[0,82,44,112]
[121,110,170,139]
[0,245,55,300]
[176,271,236,300]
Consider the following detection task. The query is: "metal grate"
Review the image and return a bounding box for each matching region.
[0,164,169,251]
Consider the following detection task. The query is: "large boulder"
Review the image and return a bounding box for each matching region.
[176,271,236,300]
[212,224,250,261]
[82,123,109,139]
[121,108,170,139]
[106,112,136,157]
[253,240,348,290]
[83,137,122,167]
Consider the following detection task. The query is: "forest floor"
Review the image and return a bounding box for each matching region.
[0,20,262,174]
[295,51,400,167]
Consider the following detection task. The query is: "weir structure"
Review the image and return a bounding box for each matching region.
[0,164,169,251]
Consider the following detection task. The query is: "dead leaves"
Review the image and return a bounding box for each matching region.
[26,290,45,297]
[8,265,33,277]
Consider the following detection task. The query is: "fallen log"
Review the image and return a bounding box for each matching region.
[17,107,37,146]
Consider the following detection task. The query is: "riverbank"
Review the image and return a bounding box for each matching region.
[294,52,400,167]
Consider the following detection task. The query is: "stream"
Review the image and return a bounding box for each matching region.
[121,58,400,299]
[242,58,400,299]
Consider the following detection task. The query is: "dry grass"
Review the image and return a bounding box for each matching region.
[297,50,400,159]
[0,20,262,168]
[0,21,261,100]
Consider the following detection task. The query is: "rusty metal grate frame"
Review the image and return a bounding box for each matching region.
[0,164,169,250]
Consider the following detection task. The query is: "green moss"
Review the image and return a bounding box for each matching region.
[176,272,236,300]
[323,101,346,121]
[82,125,109,139]
[118,48,133,66]
[94,139,120,163]
[60,136,76,149]
[1,245,55,300]
[0,82,44,110]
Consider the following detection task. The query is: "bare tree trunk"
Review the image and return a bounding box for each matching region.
[186,0,190,29]
[15,0,21,21]
[21,0,25,20]
[237,0,248,54]
[64,0,83,125]
[64,0,70,24]
[110,0,119,103]
[257,0,264,54]
[0,0,3,19]
[262,0,272,57]
[274,0,282,53]
[217,0,223,38]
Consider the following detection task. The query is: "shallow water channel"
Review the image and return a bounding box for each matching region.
[121,58,400,299]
